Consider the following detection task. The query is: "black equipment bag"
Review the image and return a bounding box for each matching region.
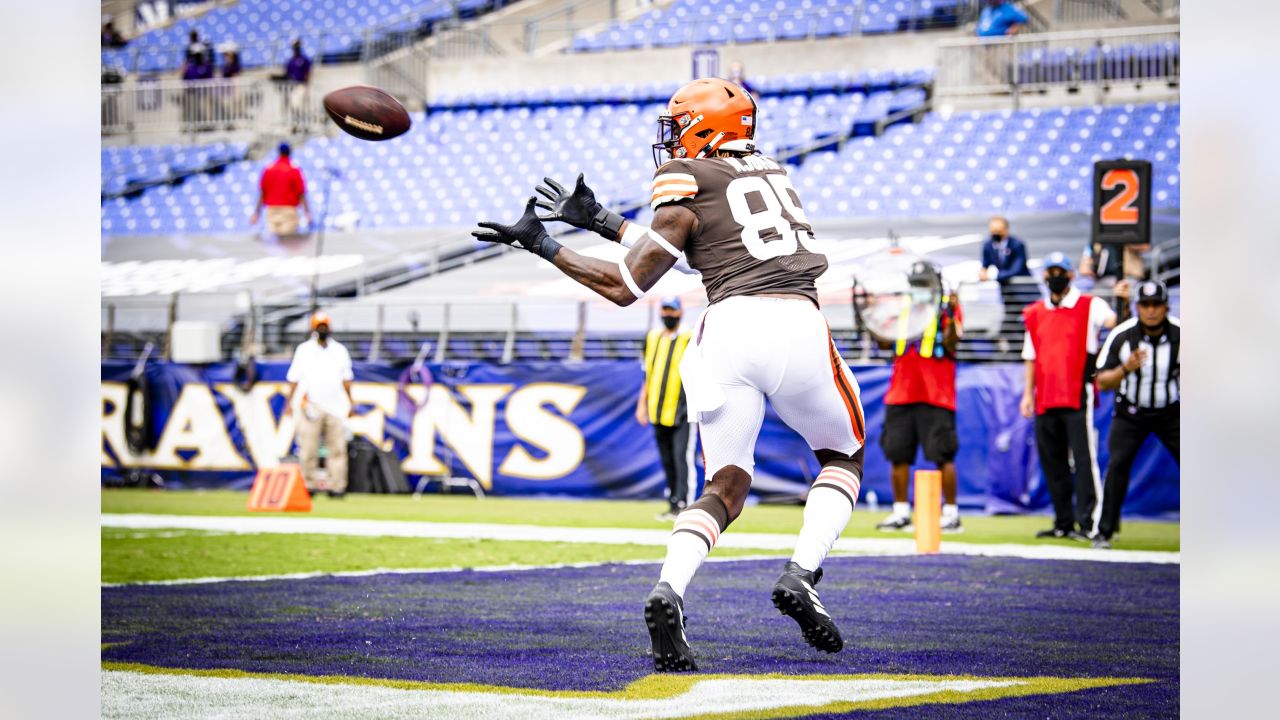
[374,447,410,494]
[346,438,409,494]
[346,437,380,494]
[123,374,155,455]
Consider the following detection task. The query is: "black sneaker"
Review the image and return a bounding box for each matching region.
[327,490,346,500]
[941,515,964,534]
[644,582,697,672]
[1092,536,1113,550]
[1035,528,1070,539]
[876,514,913,532]
[771,561,843,653]
[1066,530,1090,542]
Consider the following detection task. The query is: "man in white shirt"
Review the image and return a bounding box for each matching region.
[284,312,355,496]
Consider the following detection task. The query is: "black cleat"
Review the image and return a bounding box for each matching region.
[1035,528,1070,539]
[644,582,698,672]
[772,561,843,653]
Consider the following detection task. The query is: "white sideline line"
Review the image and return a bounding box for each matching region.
[101,513,1179,567]
[102,670,1022,720]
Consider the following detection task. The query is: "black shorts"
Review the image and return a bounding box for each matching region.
[881,403,959,465]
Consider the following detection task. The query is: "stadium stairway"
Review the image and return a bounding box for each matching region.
[101,141,249,199]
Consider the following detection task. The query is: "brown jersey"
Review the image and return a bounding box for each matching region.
[651,156,828,305]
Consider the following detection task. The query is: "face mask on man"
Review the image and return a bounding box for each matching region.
[661,315,680,330]
[1045,275,1071,295]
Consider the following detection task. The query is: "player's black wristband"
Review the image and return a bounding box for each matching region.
[589,207,627,242]
[534,235,563,262]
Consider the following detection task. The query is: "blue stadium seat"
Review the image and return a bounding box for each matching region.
[102,75,1178,234]
[561,0,965,52]
[104,0,506,73]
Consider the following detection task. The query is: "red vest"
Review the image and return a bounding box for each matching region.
[886,351,958,410]
[1023,296,1093,415]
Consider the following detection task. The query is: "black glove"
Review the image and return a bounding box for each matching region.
[535,173,626,242]
[472,197,563,262]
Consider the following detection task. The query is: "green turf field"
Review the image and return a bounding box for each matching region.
[101,489,1178,584]
[102,528,773,584]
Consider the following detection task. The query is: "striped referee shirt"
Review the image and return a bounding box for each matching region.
[1096,316,1181,412]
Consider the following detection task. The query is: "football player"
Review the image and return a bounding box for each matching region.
[472,78,865,672]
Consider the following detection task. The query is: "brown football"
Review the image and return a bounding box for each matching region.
[322,85,411,141]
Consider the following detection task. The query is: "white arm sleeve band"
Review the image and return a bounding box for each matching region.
[618,260,645,300]
[619,223,698,276]
[619,222,648,248]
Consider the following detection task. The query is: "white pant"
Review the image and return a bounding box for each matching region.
[683,296,866,479]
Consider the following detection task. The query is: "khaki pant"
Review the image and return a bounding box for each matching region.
[296,410,348,492]
[266,205,299,235]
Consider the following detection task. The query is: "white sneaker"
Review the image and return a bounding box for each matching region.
[876,513,913,531]
[941,514,964,533]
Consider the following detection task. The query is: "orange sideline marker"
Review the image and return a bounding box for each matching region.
[914,469,941,554]
[247,465,312,512]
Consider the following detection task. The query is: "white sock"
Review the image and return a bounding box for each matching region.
[657,507,723,598]
[943,503,959,519]
[792,467,860,572]
[893,501,910,518]
[658,533,709,598]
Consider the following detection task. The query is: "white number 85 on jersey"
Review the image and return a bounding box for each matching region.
[725,174,815,261]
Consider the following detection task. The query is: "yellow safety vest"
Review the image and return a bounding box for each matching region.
[644,328,691,427]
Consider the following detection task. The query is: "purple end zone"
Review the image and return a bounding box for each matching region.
[102,555,1177,717]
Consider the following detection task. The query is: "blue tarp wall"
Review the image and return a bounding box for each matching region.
[101,360,1178,516]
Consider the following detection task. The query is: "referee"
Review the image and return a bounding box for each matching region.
[1092,280,1180,549]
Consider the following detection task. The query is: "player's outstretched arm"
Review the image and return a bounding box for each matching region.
[551,204,697,306]
[472,199,696,307]
[536,173,699,276]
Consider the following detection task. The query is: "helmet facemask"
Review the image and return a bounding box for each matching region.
[653,112,704,166]
[652,114,685,166]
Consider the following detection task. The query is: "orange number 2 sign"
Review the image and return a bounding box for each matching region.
[1099,169,1140,225]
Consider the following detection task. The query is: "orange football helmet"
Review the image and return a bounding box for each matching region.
[652,77,757,166]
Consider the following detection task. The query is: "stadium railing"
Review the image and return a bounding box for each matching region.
[102,77,326,141]
[1148,237,1179,287]
[554,0,985,55]
[935,24,1178,103]
[101,272,1155,366]
[1050,0,1179,24]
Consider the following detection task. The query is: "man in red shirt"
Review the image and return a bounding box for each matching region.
[1020,252,1118,540]
[251,142,310,236]
[877,266,964,533]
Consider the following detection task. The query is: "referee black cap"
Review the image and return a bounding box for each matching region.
[1136,280,1168,304]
